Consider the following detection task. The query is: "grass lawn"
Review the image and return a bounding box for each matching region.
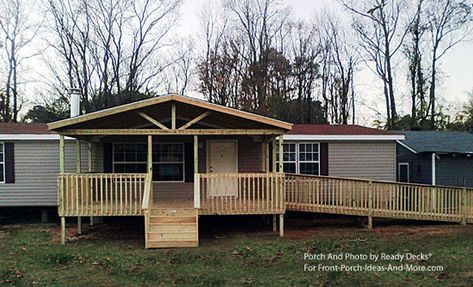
[0,216,472,287]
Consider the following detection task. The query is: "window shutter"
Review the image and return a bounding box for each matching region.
[320,142,329,176]
[184,142,194,182]
[5,143,15,183]
[103,143,113,172]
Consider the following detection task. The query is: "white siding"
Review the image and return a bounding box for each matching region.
[328,141,396,181]
[0,140,102,207]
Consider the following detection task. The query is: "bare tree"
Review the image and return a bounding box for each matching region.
[343,0,413,129]
[404,0,429,129]
[163,39,193,95]
[0,0,40,122]
[290,21,320,123]
[424,0,472,129]
[44,0,181,112]
[316,11,359,125]
[225,0,291,116]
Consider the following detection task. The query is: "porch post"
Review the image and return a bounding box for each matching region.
[76,140,82,235]
[87,142,94,226]
[194,135,200,208]
[272,139,277,172]
[278,135,284,237]
[59,135,66,245]
[147,135,153,208]
[171,103,176,130]
[278,136,283,173]
[147,135,153,175]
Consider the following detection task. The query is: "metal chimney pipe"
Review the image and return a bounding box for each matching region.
[69,88,81,117]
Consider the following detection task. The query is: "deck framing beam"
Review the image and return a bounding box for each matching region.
[59,128,285,136]
[178,111,211,130]
[137,112,169,130]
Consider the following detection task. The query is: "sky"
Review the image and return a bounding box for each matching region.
[13,0,473,126]
[175,0,473,126]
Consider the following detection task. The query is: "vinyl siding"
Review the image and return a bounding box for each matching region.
[328,141,396,181]
[0,140,100,207]
[396,144,432,185]
[436,155,473,187]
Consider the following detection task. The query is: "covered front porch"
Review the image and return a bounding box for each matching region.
[50,94,292,248]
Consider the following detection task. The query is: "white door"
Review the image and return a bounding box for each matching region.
[207,141,238,197]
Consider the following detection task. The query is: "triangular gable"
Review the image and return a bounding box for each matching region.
[48,94,292,131]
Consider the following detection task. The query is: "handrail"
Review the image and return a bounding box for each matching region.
[142,173,153,210]
[285,173,473,224]
[284,172,473,191]
[198,172,285,215]
[57,173,147,216]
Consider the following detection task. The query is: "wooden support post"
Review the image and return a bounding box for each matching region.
[76,140,81,173]
[87,142,93,226]
[194,135,200,208]
[368,181,373,230]
[273,214,277,232]
[147,135,153,176]
[279,214,284,237]
[265,142,270,172]
[77,217,82,235]
[59,135,65,173]
[272,140,277,172]
[278,136,283,173]
[76,140,81,234]
[87,142,92,172]
[171,103,176,130]
[61,217,66,245]
[461,187,467,225]
[59,135,66,244]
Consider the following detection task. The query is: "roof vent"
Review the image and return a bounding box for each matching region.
[69,88,81,118]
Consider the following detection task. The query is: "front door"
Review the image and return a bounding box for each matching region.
[207,140,238,197]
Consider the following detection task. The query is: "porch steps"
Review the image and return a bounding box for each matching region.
[145,208,199,248]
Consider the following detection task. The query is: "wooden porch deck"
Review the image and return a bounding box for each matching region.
[58,172,473,248]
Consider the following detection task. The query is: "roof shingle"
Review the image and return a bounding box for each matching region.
[288,124,396,135]
[400,131,473,154]
[0,123,55,134]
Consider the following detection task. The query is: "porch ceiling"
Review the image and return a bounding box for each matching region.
[48,94,292,134]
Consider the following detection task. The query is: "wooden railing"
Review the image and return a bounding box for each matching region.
[198,173,285,215]
[141,174,154,211]
[58,173,148,216]
[285,174,473,224]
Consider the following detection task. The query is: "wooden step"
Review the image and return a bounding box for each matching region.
[149,216,196,224]
[145,208,199,249]
[148,232,197,241]
[150,208,196,217]
[147,240,198,248]
[149,223,196,233]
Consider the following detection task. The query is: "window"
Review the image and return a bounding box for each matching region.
[113,143,184,182]
[299,143,320,175]
[113,143,147,173]
[153,143,184,181]
[276,143,296,173]
[276,142,320,175]
[0,143,4,183]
